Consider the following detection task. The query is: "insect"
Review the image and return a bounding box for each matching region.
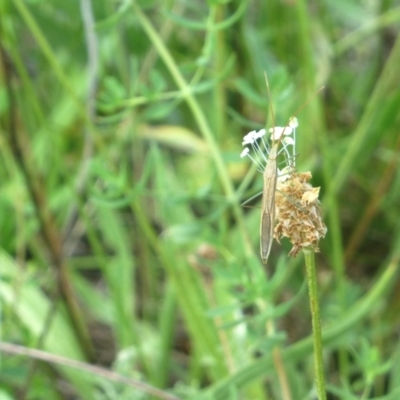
[241,76,323,264]
[260,122,297,263]
[241,119,296,264]
[260,142,279,263]
[259,76,296,264]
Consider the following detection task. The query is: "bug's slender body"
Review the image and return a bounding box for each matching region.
[260,143,278,264]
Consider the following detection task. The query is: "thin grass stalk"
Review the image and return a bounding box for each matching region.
[13,0,84,111]
[303,249,327,400]
[133,3,255,261]
[202,256,396,400]
[130,198,227,380]
[255,295,290,399]
[266,320,291,400]
[0,44,95,361]
[0,342,180,400]
[326,33,400,205]
[345,130,400,262]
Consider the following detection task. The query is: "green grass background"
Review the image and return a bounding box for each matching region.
[1,0,400,399]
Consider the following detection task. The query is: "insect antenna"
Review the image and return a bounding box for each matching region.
[264,72,280,148]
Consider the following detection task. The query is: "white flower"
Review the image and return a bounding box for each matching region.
[282,137,295,146]
[254,129,267,139]
[269,126,293,140]
[240,119,299,172]
[242,131,256,145]
[269,116,298,141]
[240,147,249,158]
[277,166,294,183]
[289,117,298,128]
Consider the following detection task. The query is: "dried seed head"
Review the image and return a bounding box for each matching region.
[274,171,327,257]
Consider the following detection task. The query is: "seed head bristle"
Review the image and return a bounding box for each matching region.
[274,171,327,257]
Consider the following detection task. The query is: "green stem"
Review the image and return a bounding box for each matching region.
[303,249,327,400]
[132,3,255,260]
[200,260,398,399]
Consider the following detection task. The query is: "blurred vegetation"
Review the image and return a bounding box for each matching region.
[1,0,400,399]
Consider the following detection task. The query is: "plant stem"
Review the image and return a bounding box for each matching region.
[0,44,95,361]
[303,249,327,400]
[133,3,255,260]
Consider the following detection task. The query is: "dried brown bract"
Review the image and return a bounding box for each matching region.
[274,171,327,257]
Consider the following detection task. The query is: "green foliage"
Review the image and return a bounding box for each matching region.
[1,0,400,399]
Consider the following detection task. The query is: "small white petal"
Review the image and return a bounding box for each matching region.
[289,117,298,128]
[243,130,256,140]
[242,130,257,145]
[277,166,294,182]
[282,137,295,146]
[269,126,293,140]
[269,126,284,139]
[242,135,255,145]
[255,129,267,139]
[240,147,249,158]
[242,137,254,145]
[277,172,289,183]
[283,126,293,136]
